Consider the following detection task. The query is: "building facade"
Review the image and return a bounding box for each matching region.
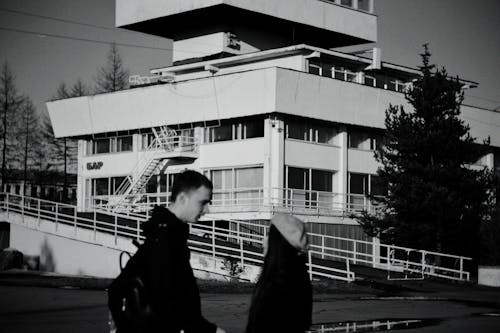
[47,0,500,245]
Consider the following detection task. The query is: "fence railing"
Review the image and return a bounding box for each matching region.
[2,192,472,282]
[0,192,355,282]
[90,187,383,216]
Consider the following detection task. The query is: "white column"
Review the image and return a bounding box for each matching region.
[264,118,284,207]
[76,140,86,212]
[338,129,348,210]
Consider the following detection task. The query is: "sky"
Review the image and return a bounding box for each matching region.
[0,0,499,118]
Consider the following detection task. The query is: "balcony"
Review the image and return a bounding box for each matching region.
[89,187,382,217]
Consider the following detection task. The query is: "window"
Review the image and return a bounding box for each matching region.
[317,125,339,145]
[117,136,133,152]
[341,0,353,7]
[88,135,133,154]
[358,0,370,11]
[244,119,264,139]
[94,178,109,196]
[140,133,155,150]
[364,75,376,87]
[287,120,339,146]
[348,131,371,150]
[287,122,310,141]
[308,61,321,76]
[205,118,264,143]
[94,138,110,154]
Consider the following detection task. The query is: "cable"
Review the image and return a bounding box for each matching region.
[0,7,226,51]
[0,7,145,36]
[0,26,205,53]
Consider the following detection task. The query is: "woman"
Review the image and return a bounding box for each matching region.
[246,214,312,333]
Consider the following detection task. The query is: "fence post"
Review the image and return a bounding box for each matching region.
[459,257,464,280]
[308,250,313,281]
[37,199,41,226]
[321,236,325,259]
[55,202,59,232]
[114,215,118,245]
[74,207,77,235]
[136,220,141,242]
[212,220,216,259]
[421,250,427,276]
[353,240,357,265]
[21,195,25,219]
[240,241,244,265]
[93,209,97,241]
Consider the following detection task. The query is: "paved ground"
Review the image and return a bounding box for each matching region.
[0,271,499,332]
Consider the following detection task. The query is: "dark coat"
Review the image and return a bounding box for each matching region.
[245,226,312,333]
[111,206,216,333]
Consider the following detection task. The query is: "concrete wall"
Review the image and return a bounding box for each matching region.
[116,0,377,42]
[478,266,500,287]
[5,213,260,281]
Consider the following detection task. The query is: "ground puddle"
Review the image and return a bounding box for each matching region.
[308,318,441,332]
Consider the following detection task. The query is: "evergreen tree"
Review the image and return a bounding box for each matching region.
[357,45,497,261]
[0,62,25,189]
[95,43,130,93]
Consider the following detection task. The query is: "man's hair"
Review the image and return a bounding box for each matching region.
[170,170,213,202]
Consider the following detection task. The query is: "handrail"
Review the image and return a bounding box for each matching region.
[0,192,354,282]
[1,192,472,282]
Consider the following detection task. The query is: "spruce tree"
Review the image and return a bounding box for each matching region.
[95,43,130,93]
[357,45,496,261]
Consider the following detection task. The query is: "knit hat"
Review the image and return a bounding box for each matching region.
[270,214,308,252]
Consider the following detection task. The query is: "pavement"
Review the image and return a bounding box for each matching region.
[1,269,500,332]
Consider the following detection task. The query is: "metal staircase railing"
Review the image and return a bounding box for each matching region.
[0,192,474,282]
[0,193,356,282]
[111,126,179,212]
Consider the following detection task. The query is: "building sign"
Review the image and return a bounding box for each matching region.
[87,161,103,170]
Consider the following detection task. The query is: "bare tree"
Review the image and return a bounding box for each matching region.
[95,43,130,93]
[0,62,25,189]
[20,98,41,194]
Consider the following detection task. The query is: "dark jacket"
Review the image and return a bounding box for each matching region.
[111,206,217,333]
[245,225,312,333]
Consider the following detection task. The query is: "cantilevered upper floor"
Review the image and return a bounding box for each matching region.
[116,0,377,55]
[47,44,498,147]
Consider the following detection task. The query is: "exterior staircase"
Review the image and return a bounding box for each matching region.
[111,126,178,212]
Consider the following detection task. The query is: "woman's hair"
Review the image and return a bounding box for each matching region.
[246,224,311,332]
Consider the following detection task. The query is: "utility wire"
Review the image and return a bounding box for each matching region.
[0,26,201,54]
[0,7,143,36]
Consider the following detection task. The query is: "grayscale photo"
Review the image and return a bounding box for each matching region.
[0,0,499,332]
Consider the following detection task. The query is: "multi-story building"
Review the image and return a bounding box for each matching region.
[47,0,500,248]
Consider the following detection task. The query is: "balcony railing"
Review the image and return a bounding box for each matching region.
[90,187,383,216]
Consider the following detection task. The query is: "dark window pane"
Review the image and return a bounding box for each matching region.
[245,119,264,139]
[349,173,368,194]
[118,136,133,152]
[95,139,110,154]
[371,175,387,196]
[312,170,333,192]
[213,124,232,142]
[95,178,109,195]
[317,126,337,145]
[288,167,309,190]
[288,122,308,140]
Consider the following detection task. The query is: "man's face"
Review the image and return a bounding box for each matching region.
[179,185,212,223]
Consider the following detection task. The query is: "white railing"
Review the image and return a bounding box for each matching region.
[90,187,383,217]
[0,193,354,282]
[308,231,472,281]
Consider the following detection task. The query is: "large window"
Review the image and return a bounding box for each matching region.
[286,166,337,209]
[286,120,340,146]
[348,173,386,210]
[207,166,264,205]
[87,135,133,155]
[348,130,383,150]
[205,118,264,143]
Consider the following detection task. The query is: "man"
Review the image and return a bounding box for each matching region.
[109,170,226,333]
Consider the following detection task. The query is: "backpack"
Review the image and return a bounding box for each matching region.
[108,241,152,333]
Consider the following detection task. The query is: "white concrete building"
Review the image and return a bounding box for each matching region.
[47,0,500,247]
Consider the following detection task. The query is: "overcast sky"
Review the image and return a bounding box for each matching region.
[0,0,499,117]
